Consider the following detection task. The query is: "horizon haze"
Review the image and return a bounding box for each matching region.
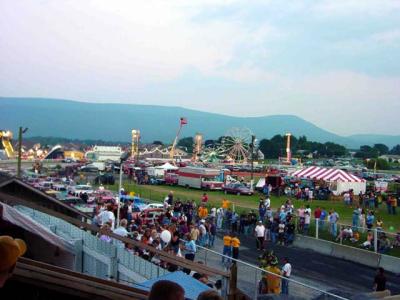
[1,1,399,136]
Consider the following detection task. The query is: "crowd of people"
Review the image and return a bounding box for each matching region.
[88,184,400,298]
[91,191,224,292]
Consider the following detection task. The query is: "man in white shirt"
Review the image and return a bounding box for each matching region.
[264,197,271,209]
[281,257,291,295]
[98,205,115,230]
[216,207,224,229]
[210,207,217,218]
[254,221,266,250]
[113,219,128,248]
[199,220,207,247]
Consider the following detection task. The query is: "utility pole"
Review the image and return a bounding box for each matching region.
[116,152,130,228]
[17,127,28,178]
[250,135,256,191]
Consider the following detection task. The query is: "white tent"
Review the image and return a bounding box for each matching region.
[147,163,178,177]
[156,162,179,171]
[291,166,366,195]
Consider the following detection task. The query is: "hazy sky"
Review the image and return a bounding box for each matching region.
[1,0,399,136]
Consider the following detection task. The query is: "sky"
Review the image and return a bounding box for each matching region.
[1,0,400,136]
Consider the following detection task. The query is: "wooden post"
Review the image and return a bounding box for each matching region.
[229,263,237,300]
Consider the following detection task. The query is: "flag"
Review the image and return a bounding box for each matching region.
[180,117,187,125]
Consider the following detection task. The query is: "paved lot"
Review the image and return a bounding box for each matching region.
[196,233,400,299]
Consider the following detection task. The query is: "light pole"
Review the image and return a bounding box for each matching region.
[17,127,28,178]
[250,135,256,191]
[116,152,130,228]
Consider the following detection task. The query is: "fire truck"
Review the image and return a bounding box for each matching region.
[178,166,223,190]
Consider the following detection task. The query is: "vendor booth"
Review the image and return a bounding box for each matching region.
[291,166,366,196]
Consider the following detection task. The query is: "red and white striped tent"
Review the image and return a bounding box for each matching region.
[291,166,366,195]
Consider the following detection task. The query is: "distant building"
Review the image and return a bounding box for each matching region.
[85,145,123,161]
[138,146,189,160]
[379,154,400,163]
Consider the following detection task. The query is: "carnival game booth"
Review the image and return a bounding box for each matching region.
[291,167,366,196]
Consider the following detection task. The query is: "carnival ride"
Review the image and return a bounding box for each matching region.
[0,130,15,158]
[201,127,254,163]
[192,133,203,161]
[285,133,292,163]
[169,117,187,164]
[131,129,140,160]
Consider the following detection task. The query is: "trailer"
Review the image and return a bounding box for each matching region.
[178,166,223,190]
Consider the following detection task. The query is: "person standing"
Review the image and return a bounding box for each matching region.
[216,207,224,230]
[359,209,366,233]
[352,206,360,231]
[373,267,387,292]
[184,235,197,261]
[222,233,232,263]
[201,193,208,204]
[255,221,266,250]
[386,196,392,215]
[199,220,207,247]
[281,257,291,295]
[366,211,375,231]
[328,209,339,238]
[209,221,216,248]
[319,207,327,230]
[304,212,311,236]
[391,196,397,215]
[231,233,240,261]
[314,206,321,227]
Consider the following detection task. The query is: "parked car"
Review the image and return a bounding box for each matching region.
[80,166,99,173]
[94,173,115,185]
[133,208,164,225]
[143,203,164,210]
[222,183,253,195]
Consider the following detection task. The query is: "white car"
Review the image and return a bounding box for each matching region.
[68,184,94,196]
[143,203,164,210]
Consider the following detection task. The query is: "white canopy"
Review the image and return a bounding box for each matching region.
[155,162,179,170]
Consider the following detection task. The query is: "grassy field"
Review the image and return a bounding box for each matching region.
[103,180,400,230]
[100,180,400,257]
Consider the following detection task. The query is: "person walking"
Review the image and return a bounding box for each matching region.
[231,233,240,261]
[255,221,266,250]
[281,257,292,295]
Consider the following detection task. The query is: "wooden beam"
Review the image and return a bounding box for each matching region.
[15,257,148,300]
[0,192,230,278]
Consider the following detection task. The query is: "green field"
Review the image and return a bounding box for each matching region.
[104,180,400,229]
[101,180,400,256]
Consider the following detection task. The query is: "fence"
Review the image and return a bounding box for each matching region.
[188,240,348,300]
[14,205,169,284]
[292,215,400,258]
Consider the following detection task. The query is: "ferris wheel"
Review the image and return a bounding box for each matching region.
[220,127,253,163]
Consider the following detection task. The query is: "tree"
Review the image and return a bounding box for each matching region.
[355,145,379,159]
[152,140,163,146]
[204,139,217,147]
[390,144,400,155]
[373,144,389,156]
[365,158,390,170]
[177,137,194,153]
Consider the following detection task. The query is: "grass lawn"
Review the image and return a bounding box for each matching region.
[100,180,400,257]
[103,180,400,230]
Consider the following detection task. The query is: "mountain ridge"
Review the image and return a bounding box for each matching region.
[1,97,399,148]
